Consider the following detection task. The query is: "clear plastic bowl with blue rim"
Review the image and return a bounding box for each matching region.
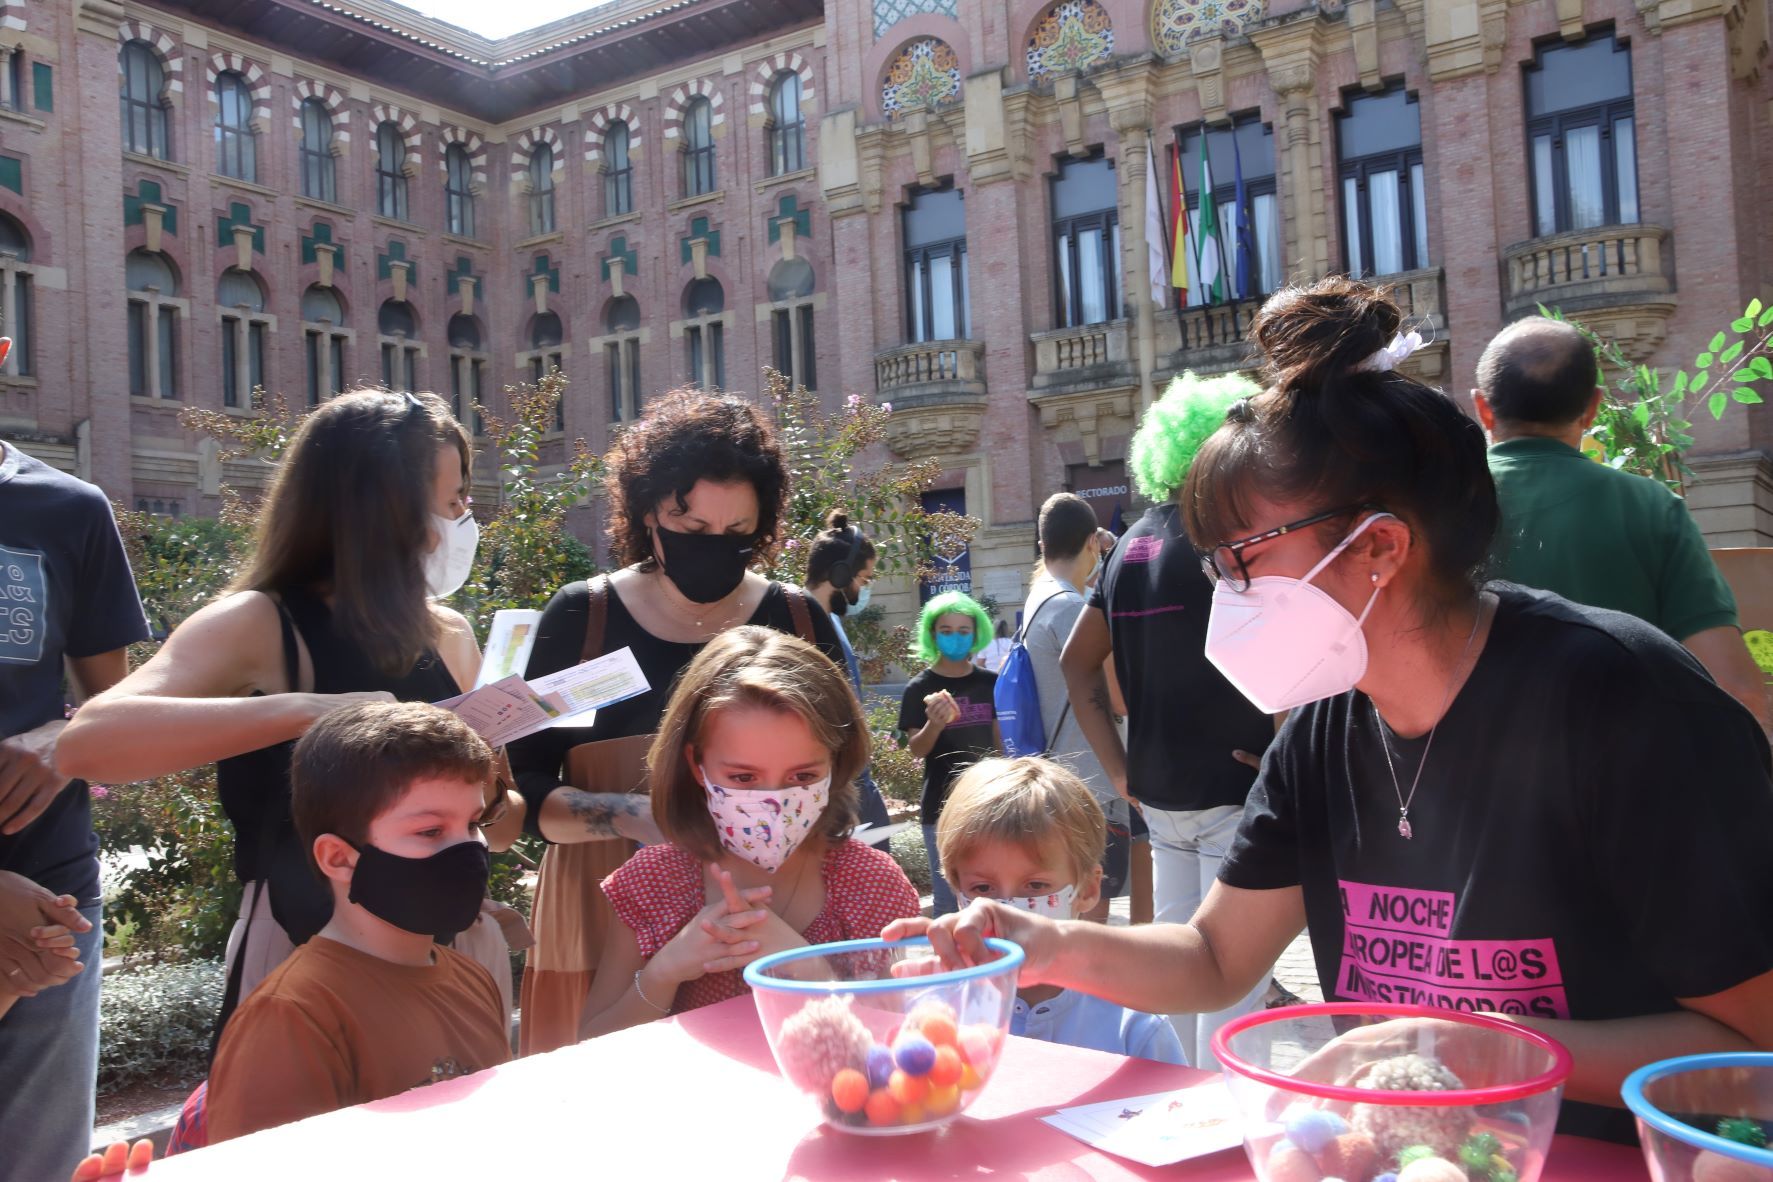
[743,934,1023,1135]
[1623,1052,1773,1181]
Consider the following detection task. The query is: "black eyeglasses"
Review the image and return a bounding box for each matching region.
[1198,504,1375,592]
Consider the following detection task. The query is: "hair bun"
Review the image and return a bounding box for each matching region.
[825,509,851,532]
[1253,276,1402,396]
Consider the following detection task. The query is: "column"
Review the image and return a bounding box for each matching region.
[0,267,16,375]
[233,316,251,405]
[144,300,162,400]
[1250,21,1331,285]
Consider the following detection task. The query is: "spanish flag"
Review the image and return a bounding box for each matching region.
[1169,146,1190,294]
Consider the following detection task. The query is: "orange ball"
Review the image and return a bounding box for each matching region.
[959,1064,984,1091]
[925,1083,961,1117]
[899,1102,928,1126]
[928,1044,964,1087]
[830,1068,869,1114]
[888,1069,929,1105]
[919,1014,959,1047]
[863,1089,900,1126]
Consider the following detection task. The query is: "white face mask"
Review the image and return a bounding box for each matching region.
[423,509,480,599]
[1203,514,1393,714]
[1002,884,1077,919]
[701,770,831,873]
[850,584,872,614]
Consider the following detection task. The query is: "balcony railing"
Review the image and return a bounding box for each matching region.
[1030,319,1134,395]
[1504,224,1671,318]
[874,339,986,401]
[1152,298,1261,379]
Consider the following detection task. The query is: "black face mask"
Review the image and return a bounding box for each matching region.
[347,839,490,940]
[654,525,753,605]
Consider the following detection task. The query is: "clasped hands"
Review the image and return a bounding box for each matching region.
[654,865,804,983]
[0,870,91,1001]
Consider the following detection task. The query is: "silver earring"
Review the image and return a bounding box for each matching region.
[1371,572,1381,585]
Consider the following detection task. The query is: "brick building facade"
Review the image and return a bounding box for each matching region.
[1,0,1768,620]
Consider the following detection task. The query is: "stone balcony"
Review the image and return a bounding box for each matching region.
[1153,299,1261,381]
[874,339,988,459]
[1028,319,1138,467]
[1504,224,1677,362]
[1384,266,1450,385]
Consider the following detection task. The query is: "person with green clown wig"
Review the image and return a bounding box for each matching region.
[897,591,1004,916]
[1060,370,1280,1069]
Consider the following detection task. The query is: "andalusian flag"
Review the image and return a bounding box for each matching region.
[1195,135,1226,304]
[1169,147,1189,293]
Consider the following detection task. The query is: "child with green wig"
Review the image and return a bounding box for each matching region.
[897,590,1004,915]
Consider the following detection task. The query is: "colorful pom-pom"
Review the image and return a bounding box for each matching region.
[1284,1108,1349,1155]
[894,1034,937,1076]
[866,1044,895,1089]
[1266,1140,1325,1182]
[1396,1158,1466,1182]
[888,1069,928,1105]
[864,1089,899,1126]
[831,1069,869,1114]
[1320,1131,1379,1182]
[929,1044,964,1087]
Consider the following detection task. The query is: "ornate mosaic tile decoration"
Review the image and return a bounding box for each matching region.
[881,38,962,117]
[1027,1,1114,82]
[1152,0,1264,54]
[872,0,958,38]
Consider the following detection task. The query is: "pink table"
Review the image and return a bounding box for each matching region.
[151,996,1651,1181]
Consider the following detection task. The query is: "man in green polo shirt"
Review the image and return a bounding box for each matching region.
[1474,316,1769,730]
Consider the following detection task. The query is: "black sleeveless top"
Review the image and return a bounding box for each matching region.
[214,585,460,882]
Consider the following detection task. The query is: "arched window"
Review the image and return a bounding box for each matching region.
[375,123,409,221]
[445,144,475,237]
[300,99,336,203]
[120,41,169,159]
[525,311,566,429]
[214,72,256,182]
[378,300,420,393]
[767,258,817,391]
[0,214,33,378]
[301,284,347,406]
[604,121,633,217]
[126,250,180,399]
[603,295,642,422]
[683,277,724,391]
[529,144,556,236]
[682,97,716,197]
[768,74,805,176]
[447,313,486,432]
[217,269,268,409]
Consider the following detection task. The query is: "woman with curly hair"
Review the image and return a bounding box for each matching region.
[897,590,1003,917]
[507,388,844,1053]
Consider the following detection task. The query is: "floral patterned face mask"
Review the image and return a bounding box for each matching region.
[1001,884,1078,919]
[700,770,832,873]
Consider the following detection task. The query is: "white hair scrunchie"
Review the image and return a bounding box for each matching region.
[1356,330,1424,374]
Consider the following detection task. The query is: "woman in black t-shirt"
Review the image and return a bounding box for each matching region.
[507,389,843,1053]
[889,277,1773,1142]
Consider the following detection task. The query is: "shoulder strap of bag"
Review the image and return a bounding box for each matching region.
[783,584,816,644]
[1015,587,1068,644]
[1017,588,1076,753]
[210,596,303,1061]
[580,575,611,664]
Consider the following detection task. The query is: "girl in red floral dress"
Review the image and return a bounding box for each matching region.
[579,627,919,1037]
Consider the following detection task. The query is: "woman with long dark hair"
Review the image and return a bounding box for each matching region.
[506,389,845,1054]
[890,277,1773,1143]
[59,392,593,1012]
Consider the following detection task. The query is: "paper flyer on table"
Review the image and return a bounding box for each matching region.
[1039,1081,1243,1168]
[474,610,542,689]
[439,647,650,744]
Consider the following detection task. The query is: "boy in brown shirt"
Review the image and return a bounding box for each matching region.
[204,700,512,1143]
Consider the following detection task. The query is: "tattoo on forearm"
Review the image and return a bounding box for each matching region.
[1087,683,1115,720]
[564,790,649,838]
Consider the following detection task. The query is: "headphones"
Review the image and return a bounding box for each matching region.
[826,525,866,591]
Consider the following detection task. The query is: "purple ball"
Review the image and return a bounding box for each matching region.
[1283,1108,1348,1155]
[893,1035,937,1076]
[866,1045,895,1088]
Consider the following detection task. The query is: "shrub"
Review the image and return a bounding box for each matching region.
[887,827,932,895]
[866,700,922,807]
[97,960,224,1096]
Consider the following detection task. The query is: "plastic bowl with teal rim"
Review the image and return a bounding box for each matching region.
[1212,1002,1573,1182]
[1623,1052,1773,1181]
[743,935,1024,1135]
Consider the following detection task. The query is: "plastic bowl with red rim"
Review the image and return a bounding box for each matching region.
[1211,1003,1573,1182]
[1623,1052,1773,1181]
[743,935,1022,1136]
